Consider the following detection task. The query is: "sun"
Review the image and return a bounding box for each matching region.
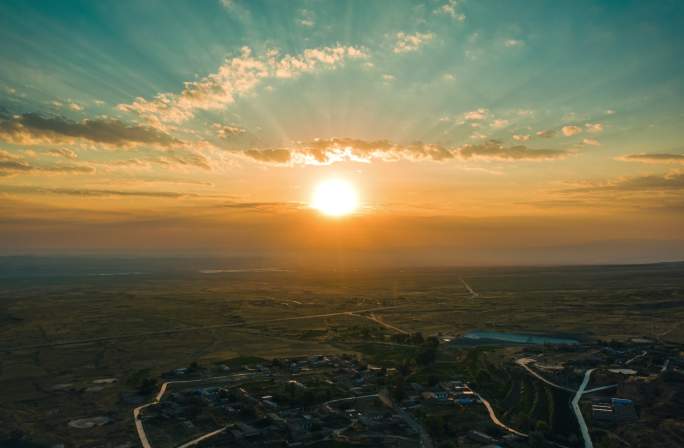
[311,179,359,217]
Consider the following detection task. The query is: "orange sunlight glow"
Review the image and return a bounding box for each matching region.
[310,179,359,217]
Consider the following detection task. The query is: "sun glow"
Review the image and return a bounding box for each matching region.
[311,179,359,217]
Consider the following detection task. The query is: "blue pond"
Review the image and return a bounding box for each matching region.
[460,330,579,346]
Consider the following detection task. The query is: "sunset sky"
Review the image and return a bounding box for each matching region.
[1,0,683,264]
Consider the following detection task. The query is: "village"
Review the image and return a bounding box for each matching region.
[132,335,684,448]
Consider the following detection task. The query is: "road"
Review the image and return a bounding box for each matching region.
[379,390,433,448]
[1,304,409,352]
[459,277,479,298]
[625,351,647,365]
[517,358,616,396]
[176,426,227,448]
[474,392,527,438]
[352,312,409,334]
[572,369,595,448]
[515,358,575,393]
[133,373,257,448]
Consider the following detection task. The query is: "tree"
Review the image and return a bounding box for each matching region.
[528,430,545,448]
[535,420,550,434]
[417,346,437,365]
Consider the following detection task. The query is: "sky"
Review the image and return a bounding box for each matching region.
[0,0,683,265]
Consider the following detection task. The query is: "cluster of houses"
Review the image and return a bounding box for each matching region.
[146,355,421,447]
[400,380,478,408]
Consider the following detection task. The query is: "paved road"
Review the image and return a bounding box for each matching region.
[474,392,527,437]
[176,426,227,448]
[625,351,647,365]
[517,358,615,396]
[572,369,595,448]
[1,304,409,352]
[515,358,575,392]
[133,373,257,448]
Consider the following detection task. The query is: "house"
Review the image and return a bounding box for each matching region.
[592,398,637,423]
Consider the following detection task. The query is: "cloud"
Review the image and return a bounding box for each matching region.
[0,150,93,176]
[243,148,292,164]
[562,171,684,193]
[504,39,524,48]
[242,138,568,165]
[382,74,396,82]
[490,119,509,129]
[393,32,435,54]
[296,9,315,27]
[442,73,456,81]
[434,0,465,22]
[0,113,178,147]
[47,148,78,159]
[117,45,368,124]
[455,140,568,161]
[512,134,531,142]
[0,185,189,198]
[617,153,684,164]
[536,129,556,138]
[581,138,600,146]
[212,123,246,138]
[585,122,604,133]
[463,108,488,121]
[561,125,582,137]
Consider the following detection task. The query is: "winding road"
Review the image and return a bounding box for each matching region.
[475,392,527,437]
[133,373,258,448]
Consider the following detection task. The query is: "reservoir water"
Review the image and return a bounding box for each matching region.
[460,330,579,345]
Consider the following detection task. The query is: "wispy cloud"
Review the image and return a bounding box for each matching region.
[504,39,524,48]
[536,129,556,138]
[585,122,604,133]
[393,32,435,54]
[118,45,368,125]
[0,185,190,198]
[434,0,465,22]
[212,123,246,138]
[0,149,93,176]
[617,153,684,164]
[561,125,582,136]
[463,108,489,121]
[296,9,315,27]
[561,171,684,193]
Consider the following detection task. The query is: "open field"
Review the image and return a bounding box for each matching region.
[1,259,683,447]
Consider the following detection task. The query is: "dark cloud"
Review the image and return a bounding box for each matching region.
[244,148,292,164]
[47,148,78,159]
[0,113,179,147]
[536,130,556,138]
[562,171,684,193]
[617,153,684,164]
[0,150,93,176]
[455,141,568,161]
[0,185,189,198]
[242,138,568,165]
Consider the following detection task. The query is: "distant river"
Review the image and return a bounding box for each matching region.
[460,330,579,345]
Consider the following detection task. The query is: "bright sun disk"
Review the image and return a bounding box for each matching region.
[311,179,359,217]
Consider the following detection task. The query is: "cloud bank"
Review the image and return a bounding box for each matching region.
[242,138,568,165]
